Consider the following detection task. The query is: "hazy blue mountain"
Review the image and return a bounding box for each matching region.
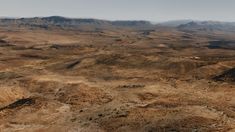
[158,20,193,27]
[177,21,235,32]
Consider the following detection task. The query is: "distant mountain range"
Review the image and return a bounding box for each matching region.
[158,20,193,27]
[0,16,153,29]
[1,16,235,32]
[177,21,235,32]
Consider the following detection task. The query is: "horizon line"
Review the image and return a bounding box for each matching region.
[0,16,235,23]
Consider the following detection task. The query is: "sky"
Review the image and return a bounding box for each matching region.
[0,0,235,22]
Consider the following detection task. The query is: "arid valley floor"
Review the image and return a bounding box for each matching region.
[0,18,235,131]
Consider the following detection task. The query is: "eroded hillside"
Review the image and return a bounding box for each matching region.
[0,25,235,131]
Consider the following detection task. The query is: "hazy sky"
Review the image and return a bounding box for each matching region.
[0,0,235,22]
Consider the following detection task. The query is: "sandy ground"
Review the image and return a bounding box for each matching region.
[0,27,235,132]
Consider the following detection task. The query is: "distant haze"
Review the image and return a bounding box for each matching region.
[1,0,235,22]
